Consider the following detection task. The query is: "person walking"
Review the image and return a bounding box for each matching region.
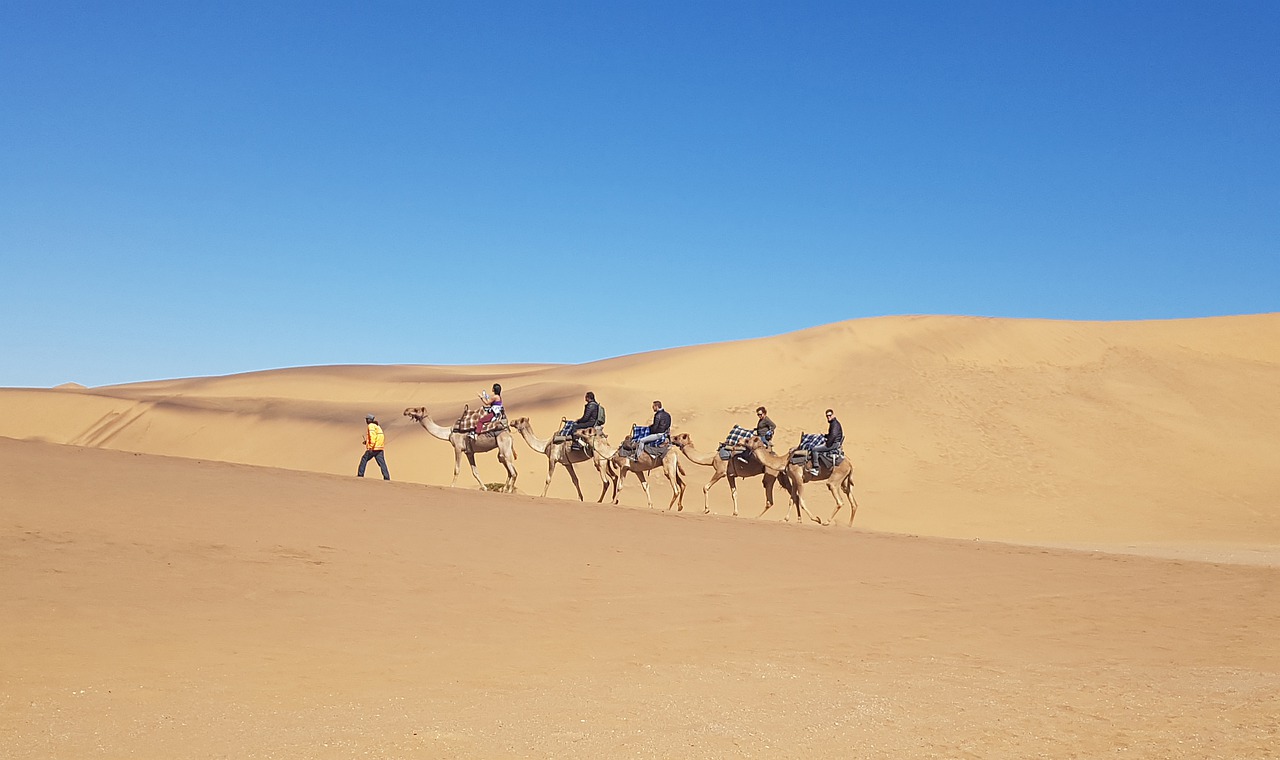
[358,413,391,480]
[634,400,672,450]
[809,408,843,476]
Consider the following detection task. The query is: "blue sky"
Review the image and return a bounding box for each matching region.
[2,1,1277,388]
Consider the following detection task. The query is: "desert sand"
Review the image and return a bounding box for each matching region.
[2,314,1279,757]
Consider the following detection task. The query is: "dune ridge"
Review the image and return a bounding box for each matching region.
[5,315,1280,757]
[2,313,1278,555]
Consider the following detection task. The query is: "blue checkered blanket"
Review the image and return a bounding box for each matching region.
[559,420,576,438]
[630,425,667,447]
[798,433,826,450]
[723,425,756,448]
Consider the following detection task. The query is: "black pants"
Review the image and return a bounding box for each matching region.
[810,443,836,470]
[358,450,390,480]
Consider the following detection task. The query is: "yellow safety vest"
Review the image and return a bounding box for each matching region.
[366,422,385,450]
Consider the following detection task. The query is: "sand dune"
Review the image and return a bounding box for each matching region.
[3,314,1277,555]
[2,437,1277,757]
[4,314,1279,756]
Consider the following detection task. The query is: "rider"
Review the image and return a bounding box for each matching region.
[755,406,776,446]
[473,383,504,437]
[809,408,843,475]
[634,400,671,451]
[570,391,604,448]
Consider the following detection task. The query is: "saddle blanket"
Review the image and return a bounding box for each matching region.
[453,406,508,434]
[628,427,667,446]
[797,433,826,450]
[723,425,756,448]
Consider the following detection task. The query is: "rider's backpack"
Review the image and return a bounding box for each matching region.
[595,404,606,426]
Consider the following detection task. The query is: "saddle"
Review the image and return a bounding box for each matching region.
[621,435,669,461]
[718,445,753,464]
[551,420,576,444]
[453,405,508,435]
[790,448,844,470]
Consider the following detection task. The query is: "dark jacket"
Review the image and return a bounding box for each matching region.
[825,417,844,448]
[573,400,601,430]
[756,415,776,442]
[650,409,672,435]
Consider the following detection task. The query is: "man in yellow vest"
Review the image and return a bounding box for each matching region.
[358,413,390,480]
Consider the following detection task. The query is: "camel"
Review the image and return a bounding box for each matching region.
[403,407,519,492]
[669,432,781,517]
[741,435,853,525]
[509,417,616,501]
[604,438,687,511]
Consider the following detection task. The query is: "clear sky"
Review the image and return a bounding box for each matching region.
[2,1,1277,388]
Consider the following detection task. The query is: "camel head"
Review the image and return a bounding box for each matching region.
[669,432,693,449]
[573,426,615,456]
[509,416,531,431]
[403,407,427,422]
[741,435,767,451]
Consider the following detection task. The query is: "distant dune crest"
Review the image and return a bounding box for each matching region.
[1,314,1277,555]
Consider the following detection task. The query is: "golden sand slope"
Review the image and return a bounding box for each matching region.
[2,438,1277,758]
[2,314,1278,556]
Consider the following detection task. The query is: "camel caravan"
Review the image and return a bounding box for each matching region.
[401,390,858,526]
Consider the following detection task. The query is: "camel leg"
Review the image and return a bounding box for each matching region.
[795,488,824,525]
[826,482,844,525]
[612,467,627,505]
[701,470,721,511]
[666,466,682,511]
[727,474,738,517]
[827,482,858,526]
[761,475,776,516]
[564,462,584,501]
[757,494,775,519]
[450,448,464,488]
[502,453,518,493]
[674,460,686,510]
[542,457,557,498]
[780,480,801,522]
[466,452,485,490]
[594,460,610,503]
[637,471,653,508]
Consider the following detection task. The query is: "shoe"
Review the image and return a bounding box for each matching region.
[808,468,819,476]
